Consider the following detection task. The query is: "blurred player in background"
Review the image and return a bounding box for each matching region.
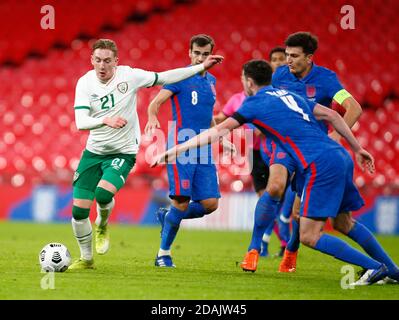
[152,59,399,285]
[269,46,287,70]
[69,38,223,270]
[145,34,232,268]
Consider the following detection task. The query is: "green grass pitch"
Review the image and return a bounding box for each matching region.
[0,221,398,300]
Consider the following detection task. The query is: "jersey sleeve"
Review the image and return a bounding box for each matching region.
[304,97,317,113]
[130,68,158,88]
[163,81,181,94]
[325,71,345,100]
[74,77,91,110]
[232,99,256,124]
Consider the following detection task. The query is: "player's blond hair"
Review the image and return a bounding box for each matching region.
[92,39,118,57]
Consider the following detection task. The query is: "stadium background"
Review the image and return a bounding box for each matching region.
[0,0,398,234]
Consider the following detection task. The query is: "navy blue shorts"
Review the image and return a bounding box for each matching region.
[260,140,296,176]
[167,161,221,201]
[300,148,364,219]
[292,170,305,197]
[269,143,297,176]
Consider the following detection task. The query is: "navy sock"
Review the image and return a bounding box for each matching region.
[160,206,184,250]
[286,219,300,252]
[347,221,398,272]
[280,187,295,220]
[182,201,207,219]
[262,200,283,242]
[278,218,290,244]
[264,218,275,237]
[315,234,381,270]
[278,188,295,245]
[248,192,280,252]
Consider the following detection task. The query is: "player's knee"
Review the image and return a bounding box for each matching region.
[95,186,115,205]
[173,202,189,211]
[72,206,90,220]
[203,200,219,214]
[332,216,353,235]
[299,230,318,248]
[266,180,285,198]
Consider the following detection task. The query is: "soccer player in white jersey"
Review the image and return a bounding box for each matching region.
[69,39,223,270]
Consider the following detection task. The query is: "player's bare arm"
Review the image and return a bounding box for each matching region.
[329,95,362,142]
[214,111,228,124]
[210,117,237,155]
[339,96,362,127]
[145,89,174,135]
[155,55,224,85]
[151,117,240,167]
[313,103,374,173]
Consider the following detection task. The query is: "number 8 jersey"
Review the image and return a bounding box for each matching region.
[163,71,216,162]
[74,66,157,155]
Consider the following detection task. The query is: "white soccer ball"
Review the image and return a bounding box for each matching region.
[39,243,72,272]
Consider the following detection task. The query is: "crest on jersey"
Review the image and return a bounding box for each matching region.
[182,179,190,189]
[306,85,316,99]
[117,82,128,94]
[277,152,286,159]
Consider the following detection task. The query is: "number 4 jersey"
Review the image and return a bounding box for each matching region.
[74,66,157,155]
[233,85,342,173]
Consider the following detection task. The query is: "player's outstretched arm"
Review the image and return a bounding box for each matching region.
[151,117,240,167]
[214,111,228,124]
[211,117,236,155]
[312,103,374,173]
[155,55,224,85]
[145,89,173,136]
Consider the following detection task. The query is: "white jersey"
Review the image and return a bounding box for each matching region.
[74,65,157,155]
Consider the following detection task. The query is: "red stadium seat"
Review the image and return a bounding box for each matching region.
[0,0,398,191]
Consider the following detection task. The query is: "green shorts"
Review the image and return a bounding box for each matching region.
[73,149,136,200]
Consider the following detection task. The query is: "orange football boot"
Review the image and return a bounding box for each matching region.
[278,249,298,272]
[240,249,259,272]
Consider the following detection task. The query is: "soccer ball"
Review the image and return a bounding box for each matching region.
[39,243,72,272]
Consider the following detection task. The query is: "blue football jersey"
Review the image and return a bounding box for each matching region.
[272,64,344,133]
[234,86,341,173]
[164,71,216,161]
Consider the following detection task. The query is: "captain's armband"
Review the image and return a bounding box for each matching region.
[333,89,352,105]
